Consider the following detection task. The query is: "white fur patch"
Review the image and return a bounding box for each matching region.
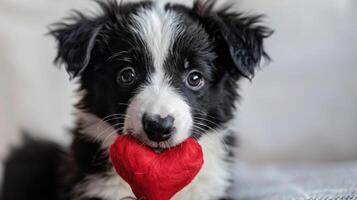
[76,111,118,148]
[75,170,132,200]
[125,4,192,148]
[77,129,232,200]
[130,3,182,72]
[174,130,232,200]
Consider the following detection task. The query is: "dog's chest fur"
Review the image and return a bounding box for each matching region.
[72,129,233,200]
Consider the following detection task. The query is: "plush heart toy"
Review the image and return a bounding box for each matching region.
[109,135,204,200]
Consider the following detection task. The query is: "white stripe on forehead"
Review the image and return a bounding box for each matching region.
[130,3,182,80]
[125,3,192,143]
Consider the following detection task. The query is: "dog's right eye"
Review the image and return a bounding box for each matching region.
[117,67,136,86]
[185,70,205,91]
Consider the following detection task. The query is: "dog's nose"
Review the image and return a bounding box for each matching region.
[142,113,175,142]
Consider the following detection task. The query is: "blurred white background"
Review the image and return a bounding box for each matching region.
[0,0,356,165]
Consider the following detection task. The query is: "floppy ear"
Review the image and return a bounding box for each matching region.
[49,14,103,78]
[193,1,273,79]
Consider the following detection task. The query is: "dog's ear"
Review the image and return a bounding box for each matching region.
[193,1,273,79]
[49,14,103,78]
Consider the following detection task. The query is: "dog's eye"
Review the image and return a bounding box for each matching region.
[117,67,136,86]
[185,71,205,91]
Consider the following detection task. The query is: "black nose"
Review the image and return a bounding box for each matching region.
[142,114,175,142]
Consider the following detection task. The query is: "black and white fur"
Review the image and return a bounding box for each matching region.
[1,0,271,199]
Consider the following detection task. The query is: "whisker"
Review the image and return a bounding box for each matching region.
[192,124,209,134]
[193,116,221,127]
[191,111,218,120]
[194,121,220,133]
[101,127,125,147]
[99,116,126,125]
[102,113,126,121]
[117,102,131,106]
[106,51,129,63]
[191,130,204,137]
[96,122,125,139]
[96,116,126,132]
[96,113,133,132]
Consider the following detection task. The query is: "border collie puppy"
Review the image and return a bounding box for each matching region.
[1,0,271,199]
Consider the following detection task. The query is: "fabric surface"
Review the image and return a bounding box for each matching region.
[231,162,357,200]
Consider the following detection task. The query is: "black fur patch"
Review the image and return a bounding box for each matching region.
[1,136,64,200]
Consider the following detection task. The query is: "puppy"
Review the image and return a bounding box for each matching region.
[1,0,271,199]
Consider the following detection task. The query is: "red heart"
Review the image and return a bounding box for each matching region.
[109,135,204,200]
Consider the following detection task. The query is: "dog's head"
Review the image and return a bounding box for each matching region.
[50,0,271,149]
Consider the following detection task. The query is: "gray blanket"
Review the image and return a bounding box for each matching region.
[1,161,357,199]
[231,162,357,200]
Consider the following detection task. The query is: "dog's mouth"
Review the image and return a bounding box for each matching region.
[125,129,169,151]
[125,128,186,152]
[152,147,165,153]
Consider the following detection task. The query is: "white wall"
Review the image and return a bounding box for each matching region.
[0,0,356,163]
[236,0,357,162]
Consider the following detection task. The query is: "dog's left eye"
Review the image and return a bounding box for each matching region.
[117,67,136,86]
[185,70,205,91]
